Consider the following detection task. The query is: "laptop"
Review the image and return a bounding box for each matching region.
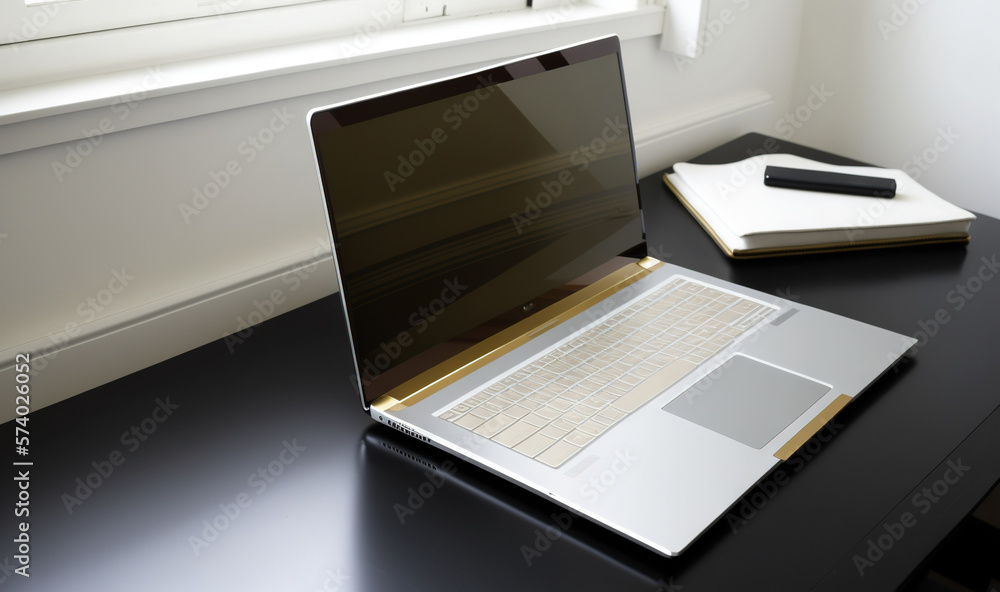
[306,35,916,556]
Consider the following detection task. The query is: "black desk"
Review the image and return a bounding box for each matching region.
[6,162,1000,591]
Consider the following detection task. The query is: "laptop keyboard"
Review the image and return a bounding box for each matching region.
[438,277,777,468]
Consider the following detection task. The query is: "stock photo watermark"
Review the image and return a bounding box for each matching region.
[309,567,349,592]
[0,556,23,582]
[339,0,402,57]
[846,126,959,240]
[886,253,998,370]
[188,439,306,556]
[29,267,137,373]
[61,397,180,515]
[853,457,971,576]
[844,196,899,242]
[510,115,627,234]
[383,75,496,193]
[573,244,676,329]
[877,0,930,41]
[178,106,295,223]
[540,0,579,26]
[655,578,683,592]
[673,0,754,73]
[206,0,243,17]
[5,3,60,52]
[580,449,638,503]
[350,276,468,391]
[712,154,767,203]
[902,126,958,181]
[774,84,834,140]
[224,237,329,353]
[520,511,573,566]
[675,287,797,411]
[724,420,844,533]
[51,66,169,182]
[393,459,457,524]
[11,354,33,578]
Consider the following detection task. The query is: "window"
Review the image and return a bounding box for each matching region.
[2,0,525,47]
[0,0,662,128]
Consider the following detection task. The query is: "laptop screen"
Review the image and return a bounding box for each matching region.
[309,36,643,406]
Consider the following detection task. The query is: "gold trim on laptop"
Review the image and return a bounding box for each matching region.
[773,394,852,461]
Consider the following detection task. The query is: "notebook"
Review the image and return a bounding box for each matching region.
[663,144,975,259]
[307,35,916,556]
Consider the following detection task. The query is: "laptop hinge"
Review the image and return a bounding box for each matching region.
[637,256,662,270]
[372,395,403,413]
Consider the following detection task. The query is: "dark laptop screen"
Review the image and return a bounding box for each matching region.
[309,36,643,405]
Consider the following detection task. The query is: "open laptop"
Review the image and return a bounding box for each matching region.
[307,35,916,556]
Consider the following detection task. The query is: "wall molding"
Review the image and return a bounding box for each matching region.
[0,245,336,423]
[634,90,774,178]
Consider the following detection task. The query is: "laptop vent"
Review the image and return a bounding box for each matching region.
[385,419,430,444]
[379,441,437,472]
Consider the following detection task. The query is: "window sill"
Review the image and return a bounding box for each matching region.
[0,2,665,141]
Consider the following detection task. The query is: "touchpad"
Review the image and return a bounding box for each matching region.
[663,355,830,449]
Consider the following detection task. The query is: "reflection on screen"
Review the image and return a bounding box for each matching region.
[313,49,643,403]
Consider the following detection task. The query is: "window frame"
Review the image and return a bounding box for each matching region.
[1,0,526,46]
[0,0,663,151]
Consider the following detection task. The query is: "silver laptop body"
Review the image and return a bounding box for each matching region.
[307,36,915,556]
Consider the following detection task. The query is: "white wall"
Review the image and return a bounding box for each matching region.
[0,1,807,420]
[788,0,1000,219]
[627,0,803,176]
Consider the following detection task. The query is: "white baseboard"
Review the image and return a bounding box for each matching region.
[634,90,775,178]
[0,246,337,423]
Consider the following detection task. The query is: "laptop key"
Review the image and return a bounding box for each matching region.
[535,440,582,467]
[514,433,557,456]
[523,412,550,427]
[492,419,541,447]
[564,429,595,447]
[591,414,615,427]
[474,413,516,437]
[597,407,625,422]
[481,402,503,414]
[550,418,576,432]
[547,397,573,412]
[577,419,610,436]
[504,404,531,419]
[539,423,569,439]
[454,413,487,429]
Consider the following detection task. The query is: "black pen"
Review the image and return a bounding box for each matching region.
[764,165,897,198]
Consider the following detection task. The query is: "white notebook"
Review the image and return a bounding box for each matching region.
[664,153,975,258]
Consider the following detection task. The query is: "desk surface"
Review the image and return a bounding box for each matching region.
[5,154,1000,591]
